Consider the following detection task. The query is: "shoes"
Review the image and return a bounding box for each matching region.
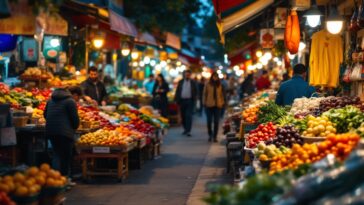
[213,139,218,142]
[182,131,187,135]
[186,133,191,137]
[208,138,212,142]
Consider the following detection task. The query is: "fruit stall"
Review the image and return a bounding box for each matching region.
[217,91,364,204]
[0,82,169,203]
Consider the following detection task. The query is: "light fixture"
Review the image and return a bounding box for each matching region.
[256,63,263,69]
[50,38,60,47]
[256,50,263,58]
[218,73,224,79]
[277,61,283,66]
[263,52,272,60]
[233,65,239,71]
[261,60,268,66]
[303,0,323,28]
[299,42,306,52]
[92,38,104,49]
[273,57,279,62]
[181,65,186,70]
[176,61,182,66]
[132,62,138,67]
[160,61,167,67]
[326,5,344,35]
[139,61,145,67]
[121,42,131,56]
[143,57,151,64]
[150,60,156,66]
[131,49,139,60]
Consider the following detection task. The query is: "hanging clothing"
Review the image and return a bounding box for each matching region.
[309,30,343,88]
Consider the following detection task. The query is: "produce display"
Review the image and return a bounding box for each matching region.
[20,67,53,80]
[77,128,137,146]
[254,142,290,161]
[302,115,336,137]
[323,106,364,133]
[258,101,287,124]
[290,97,323,117]
[269,133,360,174]
[267,125,303,148]
[0,192,15,205]
[246,123,276,148]
[0,164,67,198]
[319,96,361,114]
[242,106,260,124]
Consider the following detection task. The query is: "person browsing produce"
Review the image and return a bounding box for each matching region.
[275,64,316,106]
[81,66,108,106]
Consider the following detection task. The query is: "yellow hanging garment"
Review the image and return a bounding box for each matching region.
[309,30,343,87]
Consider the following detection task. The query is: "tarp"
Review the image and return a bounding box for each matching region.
[109,10,138,37]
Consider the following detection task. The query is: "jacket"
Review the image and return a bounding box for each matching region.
[44,89,80,140]
[152,82,169,101]
[174,79,197,103]
[81,78,108,105]
[203,82,226,108]
[256,76,271,90]
[275,75,316,106]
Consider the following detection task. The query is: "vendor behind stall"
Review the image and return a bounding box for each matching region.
[81,66,108,106]
[275,64,316,106]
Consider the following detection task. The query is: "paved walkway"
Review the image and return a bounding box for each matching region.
[66,116,230,205]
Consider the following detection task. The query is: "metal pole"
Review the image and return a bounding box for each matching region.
[85,26,89,70]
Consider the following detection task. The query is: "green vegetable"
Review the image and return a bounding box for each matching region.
[323,106,364,133]
[258,101,288,124]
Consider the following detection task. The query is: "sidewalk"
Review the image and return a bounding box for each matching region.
[186,136,230,205]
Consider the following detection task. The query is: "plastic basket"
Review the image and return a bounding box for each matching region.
[11,193,39,204]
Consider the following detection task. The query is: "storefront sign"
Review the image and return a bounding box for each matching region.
[166,32,181,50]
[21,38,38,62]
[92,146,110,153]
[291,0,310,10]
[260,29,275,49]
[274,8,287,29]
[0,0,35,35]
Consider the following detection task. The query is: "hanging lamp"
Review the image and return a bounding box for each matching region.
[326,4,344,35]
[303,0,323,28]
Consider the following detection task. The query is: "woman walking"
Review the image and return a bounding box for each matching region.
[152,74,170,117]
[203,72,226,142]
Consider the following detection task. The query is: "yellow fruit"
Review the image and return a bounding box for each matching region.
[13,172,25,183]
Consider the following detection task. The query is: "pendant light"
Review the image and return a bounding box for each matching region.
[326,4,344,35]
[303,0,323,28]
[121,42,131,56]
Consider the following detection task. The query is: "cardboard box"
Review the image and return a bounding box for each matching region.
[0,127,17,146]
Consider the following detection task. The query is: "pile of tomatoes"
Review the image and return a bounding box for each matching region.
[247,122,276,148]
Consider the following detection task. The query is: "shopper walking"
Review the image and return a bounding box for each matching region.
[44,88,79,178]
[240,74,255,100]
[81,66,108,106]
[197,77,205,116]
[275,64,316,106]
[256,70,271,90]
[152,74,170,117]
[203,72,226,142]
[175,70,197,137]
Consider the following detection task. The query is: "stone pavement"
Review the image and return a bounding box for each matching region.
[66,116,230,205]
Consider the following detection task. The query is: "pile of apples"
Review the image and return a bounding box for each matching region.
[0,164,67,198]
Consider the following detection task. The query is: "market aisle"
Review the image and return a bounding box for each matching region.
[66,116,224,205]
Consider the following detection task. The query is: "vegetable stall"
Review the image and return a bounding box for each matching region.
[217,90,364,204]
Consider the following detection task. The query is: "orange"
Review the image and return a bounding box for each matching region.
[13,172,25,183]
[14,186,28,197]
[40,163,51,172]
[0,184,10,193]
[46,178,56,187]
[4,181,15,192]
[28,185,39,195]
[38,171,47,178]
[26,167,39,176]
[24,178,36,187]
[35,175,46,186]
[2,175,13,182]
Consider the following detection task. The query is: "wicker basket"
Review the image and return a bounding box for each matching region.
[302,136,326,144]
[13,116,29,128]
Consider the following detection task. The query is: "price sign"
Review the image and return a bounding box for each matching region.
[92,147,110,154]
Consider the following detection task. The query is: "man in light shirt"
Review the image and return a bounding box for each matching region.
[174,70,197,137]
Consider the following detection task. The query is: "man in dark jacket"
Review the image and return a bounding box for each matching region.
[44,88,79,177]
[174,70,197,136]
[81,66,108,106]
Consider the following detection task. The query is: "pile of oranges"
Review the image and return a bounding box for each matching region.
[242,106,260,124]
[0,164,67,197]
[269,133,360,175]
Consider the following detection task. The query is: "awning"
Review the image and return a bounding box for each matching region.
[166,32,181,50]
[179,49,201,66]
[136,32,158,46]
[228,41,258,66]
[217,0,274,35]
[109,10,138,38]
[212,0,248,15]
